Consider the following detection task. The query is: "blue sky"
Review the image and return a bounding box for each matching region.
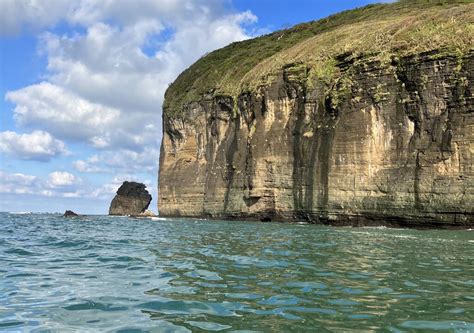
[0,0,390,214]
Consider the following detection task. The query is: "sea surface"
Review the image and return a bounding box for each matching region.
[0,212,473,332]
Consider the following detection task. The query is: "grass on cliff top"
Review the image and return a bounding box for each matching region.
[164,0,474,117]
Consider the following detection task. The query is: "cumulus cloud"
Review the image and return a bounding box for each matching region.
[73,155,103,173]
[0,130,68,161]
[114,0,234,25]
[0,0,71,35]
[74,147,158,177]
[4,0,256,158]
[0,169,149,200]
[48,171,78,187]
[6,82,121,147]
[0,170,81,197]
[0,171,39,194]
[101,147,159,172]
[1,0,258,207]
[154,10,256,77]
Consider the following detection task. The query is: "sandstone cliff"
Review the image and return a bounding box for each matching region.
[158,0,474,228]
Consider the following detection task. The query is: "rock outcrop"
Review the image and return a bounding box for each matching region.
[138,210,156,217]
[109,181,152,216]
[158,1,474,228]
[63,210,79,217]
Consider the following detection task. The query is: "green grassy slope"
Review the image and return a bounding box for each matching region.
[164,0,474,117]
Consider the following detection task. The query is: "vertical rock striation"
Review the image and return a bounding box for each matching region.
[158,1,473,228]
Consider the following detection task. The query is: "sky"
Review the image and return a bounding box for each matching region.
[0,0,393,214]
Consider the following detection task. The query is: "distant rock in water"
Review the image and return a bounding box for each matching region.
[109,181,152,216]
[138,210,156,217]
[63,210,79,217]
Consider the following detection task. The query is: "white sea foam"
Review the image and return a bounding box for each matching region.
[150,217,168,221]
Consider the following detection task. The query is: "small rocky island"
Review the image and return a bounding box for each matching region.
[63,210,79,217]
[109,181,152,216]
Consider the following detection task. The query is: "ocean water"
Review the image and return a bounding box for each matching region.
[1,212,473,332]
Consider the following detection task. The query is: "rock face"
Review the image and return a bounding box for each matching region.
[63,210,79,217]
[158,1,473,228]
[109,182,152,216]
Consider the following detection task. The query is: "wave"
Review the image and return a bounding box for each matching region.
[150,217,168,221]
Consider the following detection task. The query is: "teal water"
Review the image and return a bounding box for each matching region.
[0,212,473,332]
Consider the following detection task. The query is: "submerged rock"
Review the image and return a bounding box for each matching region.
[109,181,152,216]
[63,210,79,217]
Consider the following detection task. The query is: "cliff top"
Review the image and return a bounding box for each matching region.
[164,0,474,117]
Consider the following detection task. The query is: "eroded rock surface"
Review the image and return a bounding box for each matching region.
[158,2,473,228]
[109,181,152,216]
[159,51,473,228]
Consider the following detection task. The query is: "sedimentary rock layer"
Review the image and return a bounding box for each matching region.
[158,1,473,228]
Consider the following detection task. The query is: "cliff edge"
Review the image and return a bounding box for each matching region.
[159,0,474,228]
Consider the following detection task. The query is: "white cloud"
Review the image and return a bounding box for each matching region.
[0,168,151,201]
[73,146,159,174]
[0,0,71,35]
[102,147,159,172]
[1,0,257,209]
[6,82,120,147]
[4,0,257,155]
[0,170,79,197]
[0,169,84,198]
[154,10,256,76]
[0,171,38,194]
[48,171,78,187]
[31,0,231,29]
[73,155,103,173]
[0,130,68,161]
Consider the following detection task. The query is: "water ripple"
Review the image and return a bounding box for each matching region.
[0,213,473,332]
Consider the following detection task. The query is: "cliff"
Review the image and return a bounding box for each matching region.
[158,0,474,228]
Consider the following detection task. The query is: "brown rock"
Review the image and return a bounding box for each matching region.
[158,2,473,228]
[158,51,473,228]
[138,210,156,217]
[109,181,152,216]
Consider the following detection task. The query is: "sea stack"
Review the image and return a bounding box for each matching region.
[158,1,473,228]
[63,210,79,217]
[109,181,152,216]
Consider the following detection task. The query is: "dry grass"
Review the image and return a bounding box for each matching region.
[164,0,474,117]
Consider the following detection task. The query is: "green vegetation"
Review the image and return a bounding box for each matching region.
[164,0,474,117]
